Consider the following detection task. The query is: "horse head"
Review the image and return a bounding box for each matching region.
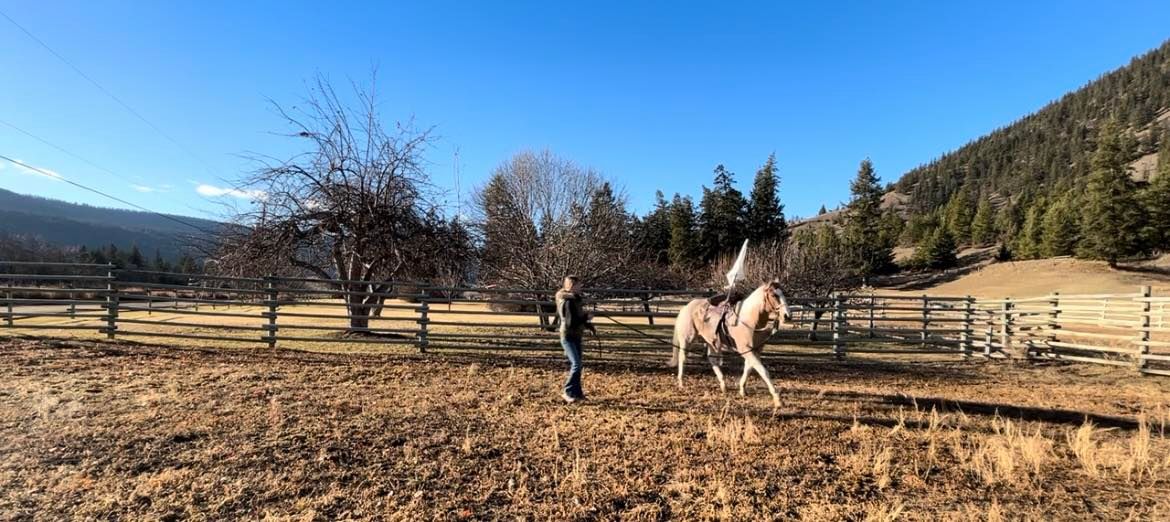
[763,280,792,326]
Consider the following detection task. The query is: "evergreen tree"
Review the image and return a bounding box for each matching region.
[697,164,748,262]
[1041,193,1081,257]
[152,249,172,273]
[127,244,145,269]
[843,159,894,281]
[1141,128,1170,251]
[177,254,199,274]
[1077,122,1145,265]
[970,198,997,246]
[745,153,788,244]
[106,244,124,268]
[878,209,904,248]
[913,227,958,269]
[1015,202,1047,260]
[817,204,828,215]
[668,194,700,268]
[943,185,975,244]
[635,191,673,265]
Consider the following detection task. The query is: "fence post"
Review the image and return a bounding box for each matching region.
[1137,285,1151,373]
[832,294,845,358]
[418,296,429,353]
[3,288,11,327]
[921,295,931,348]
[1045,292,1060,358]
[263,277,278,349]
[1001,297,1014,358]
[642,292,654,326]
[867,293,876,338]
[962,296,974,357]
[984,307,995,357]
[105,264,118,339]
[68,282,76,319]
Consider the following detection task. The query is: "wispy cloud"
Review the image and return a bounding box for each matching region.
[131,183,173,193]
[6,159,64,182]
[195,183,266,200]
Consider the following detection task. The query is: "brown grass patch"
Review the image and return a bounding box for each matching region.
[1,337,1169,519]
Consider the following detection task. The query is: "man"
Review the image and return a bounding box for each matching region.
[555,275,595,403]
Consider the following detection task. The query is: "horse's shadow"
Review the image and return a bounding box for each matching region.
[584,386,1142,432]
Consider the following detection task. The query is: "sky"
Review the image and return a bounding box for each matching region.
[2,1,1169,223]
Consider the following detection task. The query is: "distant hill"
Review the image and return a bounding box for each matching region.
[0,188,220,259]
[896,39,1170,212]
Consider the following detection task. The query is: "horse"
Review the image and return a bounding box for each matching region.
[671,281,792,406]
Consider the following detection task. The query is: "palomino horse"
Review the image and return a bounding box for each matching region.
[671,281,792,406]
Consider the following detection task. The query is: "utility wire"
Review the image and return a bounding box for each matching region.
[0,9,220,177]
[0,153,215,235]
[0,117,211,217]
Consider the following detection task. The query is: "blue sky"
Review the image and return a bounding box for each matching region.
[2,1,1169,222]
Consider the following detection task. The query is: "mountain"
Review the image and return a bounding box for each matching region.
[895,39,1170,214]
[0,188,220,260]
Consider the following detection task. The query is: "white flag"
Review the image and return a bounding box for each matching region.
[725,239,749,289]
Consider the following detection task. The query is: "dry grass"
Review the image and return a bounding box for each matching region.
[2,337,1170,520]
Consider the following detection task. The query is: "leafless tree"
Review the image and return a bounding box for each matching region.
[473,150,639,290]
[780,226,859,339]
[211,75,449,331]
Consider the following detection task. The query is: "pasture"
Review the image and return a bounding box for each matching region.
[2,337,1169,520]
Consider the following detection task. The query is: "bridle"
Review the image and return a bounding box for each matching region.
[753,285,791,335]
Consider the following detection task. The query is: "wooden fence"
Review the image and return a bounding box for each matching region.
[1,261,1167,374]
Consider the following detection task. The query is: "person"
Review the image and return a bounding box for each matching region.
[555,275,595,403]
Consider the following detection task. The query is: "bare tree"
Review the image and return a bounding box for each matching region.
[473,150,639,290]
[212,75,440,331]
[781,226,859,339]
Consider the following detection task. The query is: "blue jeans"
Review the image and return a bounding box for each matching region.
[561,336,584,399]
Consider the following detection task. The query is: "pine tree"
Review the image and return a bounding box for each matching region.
[878,209,904,248]
[152,249,172,273]
[745,153,788,244]
[1015,203,1046,259]
[943,185,975,244]
[913,227,958,269]
[697,165,747,262]
[668,194,700,268]
[817,204,828,215]
[176,254,198,274]
[970,198,996,246]
[635,191,673,265]
[1141,128,1170,251]
[1078,122,1145,265]
[843,159,894,281]
[1041,193,1081,257]
[127,245,145,269]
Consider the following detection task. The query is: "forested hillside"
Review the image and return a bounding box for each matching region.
[892,39,1170,267]
[897,39,1170,210]
[0,188,218,261]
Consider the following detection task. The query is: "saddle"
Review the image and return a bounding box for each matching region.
[703,293,742,353]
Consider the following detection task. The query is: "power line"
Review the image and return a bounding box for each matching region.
[0,117,208,215]
[0,153,215,235]
[0,8,220,177]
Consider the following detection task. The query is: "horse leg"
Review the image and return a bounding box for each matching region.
[738,357,752,396]
[676,343,686,388]
[743,351,781,407]
[707,349,727,392]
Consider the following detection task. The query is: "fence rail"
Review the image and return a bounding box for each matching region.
[1,262,1167,374]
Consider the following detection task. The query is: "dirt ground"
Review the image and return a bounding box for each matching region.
[2,337,1169,521]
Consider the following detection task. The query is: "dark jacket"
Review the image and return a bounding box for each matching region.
[555,289,593,340]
